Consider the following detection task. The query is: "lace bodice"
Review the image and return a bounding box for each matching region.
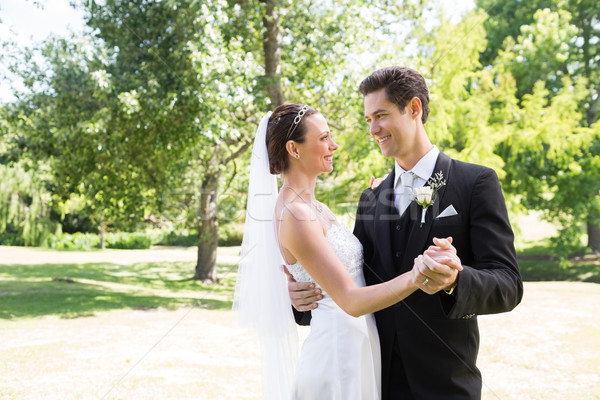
[286,224,364,295]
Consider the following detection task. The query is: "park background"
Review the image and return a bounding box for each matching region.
[0,0,599,399]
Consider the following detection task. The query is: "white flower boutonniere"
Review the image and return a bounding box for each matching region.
[414,171,446,226]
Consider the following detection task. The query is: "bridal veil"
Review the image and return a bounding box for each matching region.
[232,112,299,399]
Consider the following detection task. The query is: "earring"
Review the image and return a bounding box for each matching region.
[296,154,300,159]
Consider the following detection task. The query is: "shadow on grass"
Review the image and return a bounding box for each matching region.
[0,262,236,319]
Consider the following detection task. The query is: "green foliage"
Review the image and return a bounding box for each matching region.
[482,0,600,256]
[218,223,244,247]
[0,164,60,246]
[419,10,509,173]
[50,232,100,250]
[154,229,198,247]
[50,231,152,250]
[2,0,600,264]
[496,77,600,259]
[104,232,152,249]
[477,0,559,65]
[496,9,578,101]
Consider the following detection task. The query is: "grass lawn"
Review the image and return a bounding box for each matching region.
[0,244,599,399]
[0,257,238,320]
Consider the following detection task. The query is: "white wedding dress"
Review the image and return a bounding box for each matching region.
[285,224,382,400]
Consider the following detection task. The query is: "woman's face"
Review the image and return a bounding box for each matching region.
[295,112,338,174]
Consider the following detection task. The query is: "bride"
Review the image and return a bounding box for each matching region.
[233,104,444,399]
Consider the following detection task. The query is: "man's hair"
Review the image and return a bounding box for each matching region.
[359,66,430,124]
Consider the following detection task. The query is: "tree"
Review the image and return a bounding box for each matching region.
[74,0,397,280]
[480,2,600,254]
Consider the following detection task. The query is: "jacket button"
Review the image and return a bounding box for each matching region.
[396,225,401,230]
[395,251,401,258]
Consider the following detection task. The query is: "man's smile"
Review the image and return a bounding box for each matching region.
[375,134,391,144]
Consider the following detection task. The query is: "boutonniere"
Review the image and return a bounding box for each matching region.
[414,171,446,226]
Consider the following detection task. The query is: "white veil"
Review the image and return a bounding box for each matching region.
[232,112,299,399]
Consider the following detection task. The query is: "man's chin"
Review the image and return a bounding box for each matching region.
[379,149,392,158]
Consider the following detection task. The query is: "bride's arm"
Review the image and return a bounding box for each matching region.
[280,204,419,318]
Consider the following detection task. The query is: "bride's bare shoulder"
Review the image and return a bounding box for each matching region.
[279,201,316,224]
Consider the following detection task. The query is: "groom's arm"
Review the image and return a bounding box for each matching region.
[445,167,523,318]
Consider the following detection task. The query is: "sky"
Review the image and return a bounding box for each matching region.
[0,0,475,103]
[0,0,86,102]
[0,0,85,43]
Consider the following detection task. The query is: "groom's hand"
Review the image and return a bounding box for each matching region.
[283,265,322,312]
[415,237,462,295]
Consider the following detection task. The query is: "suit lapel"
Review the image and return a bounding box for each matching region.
[401,152,453,268]
[374,168,398,279]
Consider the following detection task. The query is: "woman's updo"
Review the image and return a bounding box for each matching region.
[266,103,318,174]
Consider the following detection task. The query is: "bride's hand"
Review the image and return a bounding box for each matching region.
[283,265,322,312]
[369,174,388,190]
[414,237,462,294]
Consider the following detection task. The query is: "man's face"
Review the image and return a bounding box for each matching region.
[363,88,418,160]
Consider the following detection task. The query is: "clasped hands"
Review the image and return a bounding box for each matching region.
[412,236,462,295]
[284,236,462,312]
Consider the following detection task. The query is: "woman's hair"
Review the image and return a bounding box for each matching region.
[266,103,318,174]
[359,66,430,124]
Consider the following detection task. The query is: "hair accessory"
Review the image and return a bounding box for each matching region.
[286,105,309,140]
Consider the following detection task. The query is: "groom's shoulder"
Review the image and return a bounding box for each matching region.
[357,186,379,211]
[448,156,497,180]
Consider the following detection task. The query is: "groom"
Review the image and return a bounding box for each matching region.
[287,66,523,399]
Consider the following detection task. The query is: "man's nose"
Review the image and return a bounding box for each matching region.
[369,121,380,136]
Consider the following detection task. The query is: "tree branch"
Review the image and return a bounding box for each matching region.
[224,138,253,164]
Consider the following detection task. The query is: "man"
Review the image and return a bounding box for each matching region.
[287,66,523,399]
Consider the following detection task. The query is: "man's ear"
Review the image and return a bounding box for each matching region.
[409,97,422,120]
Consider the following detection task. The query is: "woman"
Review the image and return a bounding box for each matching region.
[233,104,452,399]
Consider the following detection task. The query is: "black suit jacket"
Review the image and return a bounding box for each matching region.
[353,152,523,399]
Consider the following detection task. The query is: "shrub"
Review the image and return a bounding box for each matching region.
[49,231,152,250]
[105,232,152,249]
[50,232,100,250]
[155,230,197,247]
[218,223,243,246]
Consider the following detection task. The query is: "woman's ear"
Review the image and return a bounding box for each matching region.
[285,140,299,159]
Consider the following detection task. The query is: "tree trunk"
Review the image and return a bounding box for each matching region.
[263,0,284,107]
[99,221,107,250]
[194,169,220,282]
[588,207,600,256]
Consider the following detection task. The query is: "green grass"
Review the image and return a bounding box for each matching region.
[1,241,598,321]
[517,241,600,283]
[0,261,238,319]
[518,258,600,282]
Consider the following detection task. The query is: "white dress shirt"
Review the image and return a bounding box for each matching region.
[393,146,440,211]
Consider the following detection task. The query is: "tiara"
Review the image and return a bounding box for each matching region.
[286,105,309,140]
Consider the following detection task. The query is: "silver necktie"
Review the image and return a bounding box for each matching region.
[398,172,415,216]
